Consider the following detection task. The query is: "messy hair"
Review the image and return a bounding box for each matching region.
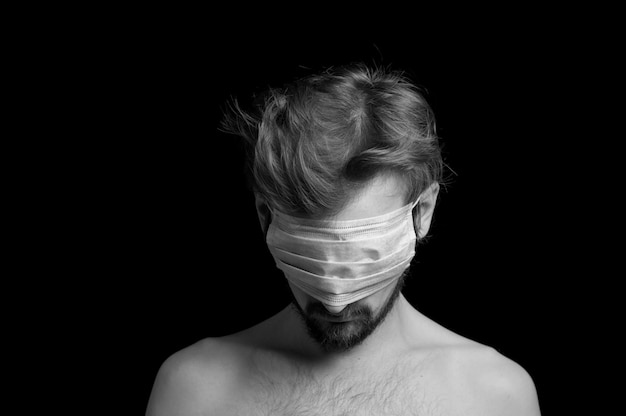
[221,64,443,218]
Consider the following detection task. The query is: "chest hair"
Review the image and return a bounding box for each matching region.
[242,351,446,416]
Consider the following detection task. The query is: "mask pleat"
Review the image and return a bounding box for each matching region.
[266,199,420,307]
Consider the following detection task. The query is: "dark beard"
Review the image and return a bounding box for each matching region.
[290,271,408,353]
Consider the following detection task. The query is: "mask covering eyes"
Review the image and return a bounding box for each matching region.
[266,198,420,308]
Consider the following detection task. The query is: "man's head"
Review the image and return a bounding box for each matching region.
[223,64,443,351]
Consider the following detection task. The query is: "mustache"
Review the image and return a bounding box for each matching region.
[305,302,372,321]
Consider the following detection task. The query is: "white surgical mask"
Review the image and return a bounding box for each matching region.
[266,198,420,307]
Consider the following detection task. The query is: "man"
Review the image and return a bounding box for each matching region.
[146,64,541,415]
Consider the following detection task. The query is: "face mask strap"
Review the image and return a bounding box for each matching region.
[411,196,422,238]
[411,195,422,210]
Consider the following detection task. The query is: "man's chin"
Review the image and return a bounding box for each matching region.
[290,301,384,353]
[290,270,409,353]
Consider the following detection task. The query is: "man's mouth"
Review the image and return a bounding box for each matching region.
[311,311,362,323]
[320,315,353,323]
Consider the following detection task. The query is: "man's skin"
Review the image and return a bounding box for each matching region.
[146,175,541,415]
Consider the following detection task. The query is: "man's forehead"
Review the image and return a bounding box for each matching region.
[332,174,408,221]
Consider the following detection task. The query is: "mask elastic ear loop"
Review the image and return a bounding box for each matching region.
[411,196,422,240]
[411,196,421,210]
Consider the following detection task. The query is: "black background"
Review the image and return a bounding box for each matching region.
[66,12,612,415]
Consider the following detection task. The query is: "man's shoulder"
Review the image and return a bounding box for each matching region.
[145,337,246,416]
[405,311,541,414]
[442,344,541,415]
[160,336,245,381]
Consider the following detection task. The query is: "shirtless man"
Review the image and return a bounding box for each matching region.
[146,64,541,415]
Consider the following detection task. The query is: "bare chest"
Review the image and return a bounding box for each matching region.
[229,354,450,416]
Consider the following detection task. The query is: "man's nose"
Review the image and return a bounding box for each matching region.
[322,303,347,314]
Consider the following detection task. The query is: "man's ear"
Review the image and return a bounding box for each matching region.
[414,182,440,239]
[254,193,272,236]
